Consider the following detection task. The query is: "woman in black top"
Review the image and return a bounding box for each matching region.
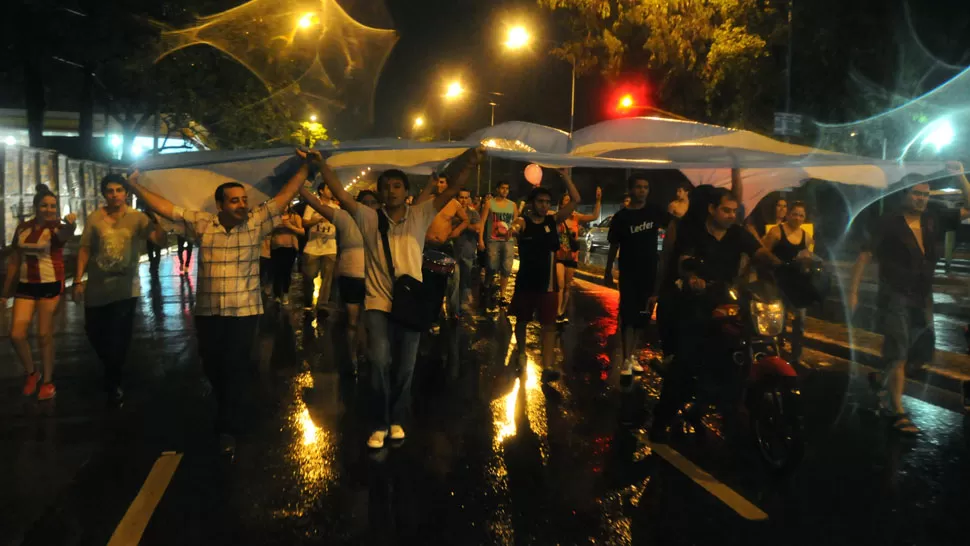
[509,171,581,381]
[763,201,814,364]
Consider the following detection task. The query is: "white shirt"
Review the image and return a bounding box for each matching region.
[331,209,365,278]
[173,200,281,317]
[303,205,338,256]
[354,200,437,313]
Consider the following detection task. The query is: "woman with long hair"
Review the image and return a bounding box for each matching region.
[2,185,77,400]
[269,204,304,305]
[762,201,815,365]
[554,186,601,322]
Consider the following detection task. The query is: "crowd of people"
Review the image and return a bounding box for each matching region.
[3,150,969,454]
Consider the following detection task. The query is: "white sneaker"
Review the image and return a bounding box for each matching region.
[389,424,406,440]
[367,429,387,449]
[620,356,633,376]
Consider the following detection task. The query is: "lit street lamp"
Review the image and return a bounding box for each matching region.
[413,116,425,129]
[504,24,577,135]
[444,81,464,101]
[298,13,317,29]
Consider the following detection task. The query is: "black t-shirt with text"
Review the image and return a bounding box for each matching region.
[674,222,763,284]
[607,204,672,274]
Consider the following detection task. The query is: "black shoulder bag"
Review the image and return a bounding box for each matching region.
[378,210,432,331]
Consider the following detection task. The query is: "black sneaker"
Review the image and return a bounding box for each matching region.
[541,369,561,383]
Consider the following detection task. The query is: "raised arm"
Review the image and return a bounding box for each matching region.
[307,150,358,215]
[553,169,582,223]
[574,187,602,223]
[413,173,439,205]
[946,161,970,219]
[730,167,743,206]
[126,170,177,221]
[299,186,338,222]
[272,150,317,211]
[435,148,484,211]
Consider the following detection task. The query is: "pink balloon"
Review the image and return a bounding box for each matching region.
[524,164,543,186]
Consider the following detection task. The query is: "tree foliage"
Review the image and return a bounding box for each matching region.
[538,0,786,129]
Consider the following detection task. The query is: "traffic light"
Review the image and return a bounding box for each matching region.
[617,94,634,112]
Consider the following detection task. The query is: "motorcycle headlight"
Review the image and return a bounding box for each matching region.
[750,301,785,336]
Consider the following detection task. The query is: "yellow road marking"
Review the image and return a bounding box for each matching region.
[649,442,769,521]
[107,452,183,546]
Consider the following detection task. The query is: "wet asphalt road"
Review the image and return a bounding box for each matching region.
[1,257,969,546]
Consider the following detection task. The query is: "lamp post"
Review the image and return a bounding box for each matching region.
[504,25,577,135]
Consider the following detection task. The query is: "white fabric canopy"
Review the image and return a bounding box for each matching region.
[135,117,945,214]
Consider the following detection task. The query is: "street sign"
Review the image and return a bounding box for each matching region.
[774,112,802,137]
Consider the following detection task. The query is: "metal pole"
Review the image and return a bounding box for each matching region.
[785,0,793,113]
[569,58,576,135]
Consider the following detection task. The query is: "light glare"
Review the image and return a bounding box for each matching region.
[505,26,530,50]
[445,81,464,100]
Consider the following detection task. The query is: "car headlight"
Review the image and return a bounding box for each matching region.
[750,301,785,336]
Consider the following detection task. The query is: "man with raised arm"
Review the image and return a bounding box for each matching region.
[313,147,484,449]
[125,149,314,456]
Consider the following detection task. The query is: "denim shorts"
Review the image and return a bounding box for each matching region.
[879,295,934,365]
[487,240,515,276]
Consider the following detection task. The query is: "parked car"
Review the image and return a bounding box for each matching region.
[584,215,612,255]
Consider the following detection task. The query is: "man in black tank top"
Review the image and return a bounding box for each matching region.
[508,170,581,381]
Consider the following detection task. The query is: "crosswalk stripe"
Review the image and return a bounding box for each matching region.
[649,442,769,521]
[107,452,183,546]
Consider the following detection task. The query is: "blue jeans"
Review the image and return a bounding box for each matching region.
[365,310,421,430]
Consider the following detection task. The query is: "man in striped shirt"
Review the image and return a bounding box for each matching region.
[126,151,314,456]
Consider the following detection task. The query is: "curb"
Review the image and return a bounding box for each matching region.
[572,267,969,396]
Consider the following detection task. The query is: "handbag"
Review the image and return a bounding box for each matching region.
[378,210,433,331]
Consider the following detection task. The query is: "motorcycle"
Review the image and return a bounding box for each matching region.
[676,260,805,474]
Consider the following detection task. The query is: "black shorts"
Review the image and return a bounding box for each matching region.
[339,276,365,305]
[16,281,62,300]
[618,274,653,328]
[557,259,579,269]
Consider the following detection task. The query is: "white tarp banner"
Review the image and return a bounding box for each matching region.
[135,117,945,214]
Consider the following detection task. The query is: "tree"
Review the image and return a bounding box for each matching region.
[538,0,786,130]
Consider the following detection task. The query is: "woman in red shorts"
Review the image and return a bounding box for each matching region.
[2,185,77,400]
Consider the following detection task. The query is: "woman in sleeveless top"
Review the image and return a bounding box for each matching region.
[270,205,304,304]
[763,201,814,365]
[554,186,601,322]
[1,185,77,400]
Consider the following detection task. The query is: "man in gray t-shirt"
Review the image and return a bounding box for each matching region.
[74,174,166,403]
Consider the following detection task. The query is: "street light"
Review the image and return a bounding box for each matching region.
[618,94,634,110]
[504,26,530,50]
[310,114,317,122]
[413,116,425,129]
[445,81,464,100]
[503,24,576,134]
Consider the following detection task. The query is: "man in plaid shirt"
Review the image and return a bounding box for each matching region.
[126,150,313,455]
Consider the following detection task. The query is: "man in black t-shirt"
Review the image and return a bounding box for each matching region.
[604,174,674,377]
[651,188,779,442]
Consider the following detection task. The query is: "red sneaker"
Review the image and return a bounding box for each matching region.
[37,383,56,401]
[22,373,41,396]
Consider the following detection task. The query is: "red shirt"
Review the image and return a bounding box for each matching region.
[14,219,67,284]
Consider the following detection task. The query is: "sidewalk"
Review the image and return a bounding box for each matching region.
[572,262,970,395]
